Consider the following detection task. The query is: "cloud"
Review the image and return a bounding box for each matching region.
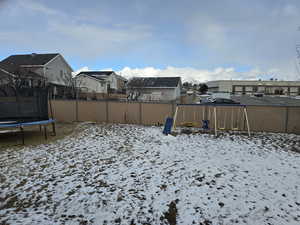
[72,66,89,77]
[184,1,300,78]
[1,0,300,80]
[117,66,282,83]
[48,22,152,58]
[0,0,8,7]
[18,0,59,15]
[0,0,153,59]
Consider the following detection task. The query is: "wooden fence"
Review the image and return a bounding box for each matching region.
[49,100,300,134]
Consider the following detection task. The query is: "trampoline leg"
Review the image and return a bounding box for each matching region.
[44,125,48,140]
[20,126,24,145]
[52,122,56,136]
[39,125,42,132]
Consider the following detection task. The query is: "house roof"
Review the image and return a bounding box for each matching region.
[77,71,115,77]
[127,77,181,88]
[0,53,59,73]
[76,72,108,82]
[77,71,127,82]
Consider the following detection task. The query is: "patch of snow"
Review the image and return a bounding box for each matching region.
[0,124,300,225]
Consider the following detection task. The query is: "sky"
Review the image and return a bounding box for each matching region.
[0,0,300,82]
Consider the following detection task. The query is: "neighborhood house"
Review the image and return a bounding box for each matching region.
[0,53,73,97]
[126,76,182,101]
[75,71,127,94]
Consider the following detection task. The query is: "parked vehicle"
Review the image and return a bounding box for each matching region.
[253,93,264,97]
[201,98,240,105]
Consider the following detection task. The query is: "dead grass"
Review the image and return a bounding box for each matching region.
[0,122,78,149]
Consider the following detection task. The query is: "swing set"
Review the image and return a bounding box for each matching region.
[171,103,251,136]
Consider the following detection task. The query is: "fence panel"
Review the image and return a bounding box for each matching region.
[246,106,286,132]
[50,100,76,122]
[287,107,300,134]
[49,100,300,134]
[175,105,205,127]
[107,101,127,123]
[78,101,106,122]
[141,103,173,125]
[125,102,140,124]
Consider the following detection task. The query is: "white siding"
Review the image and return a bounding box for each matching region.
[107,74,118,89]
[44,55,73,86]
[75,76,107,93]
[129,88,177,101]
[174,83,181,99]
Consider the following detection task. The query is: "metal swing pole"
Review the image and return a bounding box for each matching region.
[172,106,179,130]
[244,106,251,137]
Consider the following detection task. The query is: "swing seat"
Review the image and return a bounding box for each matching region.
[219,127,226,130]
[202,120,209,130]
[181,122,196,127]
[232,127,239,131]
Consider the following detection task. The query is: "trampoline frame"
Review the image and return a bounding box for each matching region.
[0,119,56,144]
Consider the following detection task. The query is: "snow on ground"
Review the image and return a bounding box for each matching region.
[0,124,300,225]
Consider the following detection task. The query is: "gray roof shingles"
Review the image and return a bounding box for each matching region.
[0,53,59,73]
[127,77,181,88]
[76,71,115,81]
[77,71,114,76]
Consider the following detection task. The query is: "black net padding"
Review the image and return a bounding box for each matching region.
[0,85,17,97]
[0,86,49,122]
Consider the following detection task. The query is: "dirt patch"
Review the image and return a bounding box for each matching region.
[161,200,178,225]
[0,122,78,149]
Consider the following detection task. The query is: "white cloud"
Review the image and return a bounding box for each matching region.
[0,0,153,59]
[18,0,59,15]
[184,2,300,78]
[48,22,152,58]
[2,0,300,81]
[75,65,292,82]
[117,66,285,83]
[72,66,89,77]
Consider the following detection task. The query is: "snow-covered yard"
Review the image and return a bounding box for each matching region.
[0,124,300,225]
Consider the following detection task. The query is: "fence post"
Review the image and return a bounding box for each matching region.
[75,99,79,122]
[285,106,289,133]
[139,102,142,125]
[106,100,109,123]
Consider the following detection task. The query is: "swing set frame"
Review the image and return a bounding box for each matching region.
[172,103,251,137]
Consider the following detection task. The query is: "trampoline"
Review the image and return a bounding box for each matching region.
[0,85,56,144]
[0,119,56,144]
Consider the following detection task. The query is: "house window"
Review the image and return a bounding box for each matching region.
[242,86,246,95]
[253,86,258,92]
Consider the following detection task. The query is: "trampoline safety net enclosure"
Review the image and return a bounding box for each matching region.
[0,86,49,122]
